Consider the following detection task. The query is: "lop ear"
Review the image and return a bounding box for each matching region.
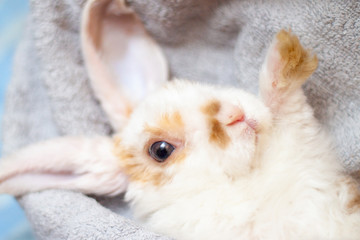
[81,0,169,131]
[0,137,127,197]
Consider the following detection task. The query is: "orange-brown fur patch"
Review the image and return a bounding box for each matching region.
[144,111,185,140]
[113,124,186,186]
[201,100,230,148]
[158,111,184,132]
[202,100,221,117]
[114,136,167,185]
[276,30,318,89]
[343,176,360,213]
[208,118,230,149]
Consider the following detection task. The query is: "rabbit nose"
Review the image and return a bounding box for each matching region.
[218,104,245,126]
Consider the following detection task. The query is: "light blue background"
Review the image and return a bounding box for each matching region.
[0,0,36,239]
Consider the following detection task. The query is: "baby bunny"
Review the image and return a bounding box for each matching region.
[1,0,360,239]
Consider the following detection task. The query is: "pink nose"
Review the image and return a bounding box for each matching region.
[218,104,245,126]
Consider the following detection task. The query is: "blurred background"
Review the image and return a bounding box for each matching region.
[0,0,36,239]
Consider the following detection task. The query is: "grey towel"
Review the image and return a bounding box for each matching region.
[2,0,359,239]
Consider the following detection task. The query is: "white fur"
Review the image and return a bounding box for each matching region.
[122,80,360,240]
[0,1,359,239]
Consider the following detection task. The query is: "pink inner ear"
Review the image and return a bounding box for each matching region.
[0,136,128,197]
[0,173,78,195]
[81,0,168,131]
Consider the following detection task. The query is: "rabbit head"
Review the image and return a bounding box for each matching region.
[116,80,271,184]
[115,79,272,221]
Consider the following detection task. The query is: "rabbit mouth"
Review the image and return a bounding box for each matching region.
[219,104,259,134]
[226,116,258,133]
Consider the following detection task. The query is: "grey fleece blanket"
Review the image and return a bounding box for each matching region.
[2,0,359,239]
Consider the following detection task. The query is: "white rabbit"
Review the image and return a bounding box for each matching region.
[1,0,360,239]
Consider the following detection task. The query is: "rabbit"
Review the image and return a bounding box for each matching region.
[1,0,360,239]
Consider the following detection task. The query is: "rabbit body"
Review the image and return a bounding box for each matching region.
[121,80,360,240]
[115,31,360,239]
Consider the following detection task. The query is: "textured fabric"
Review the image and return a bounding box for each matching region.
[21,190,170,240]
[2,0,359,239]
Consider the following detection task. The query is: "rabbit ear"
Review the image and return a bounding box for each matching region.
[81,0,169,131]
[0,137,127,197]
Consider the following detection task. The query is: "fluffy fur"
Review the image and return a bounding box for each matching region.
[115,31,360,239]
[0,0,359,239]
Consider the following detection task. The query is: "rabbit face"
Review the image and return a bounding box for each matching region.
[114,80,272,206]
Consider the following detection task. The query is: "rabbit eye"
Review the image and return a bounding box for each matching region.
[149,141,175,162]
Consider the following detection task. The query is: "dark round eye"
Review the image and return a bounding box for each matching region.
[149,141,175,162]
